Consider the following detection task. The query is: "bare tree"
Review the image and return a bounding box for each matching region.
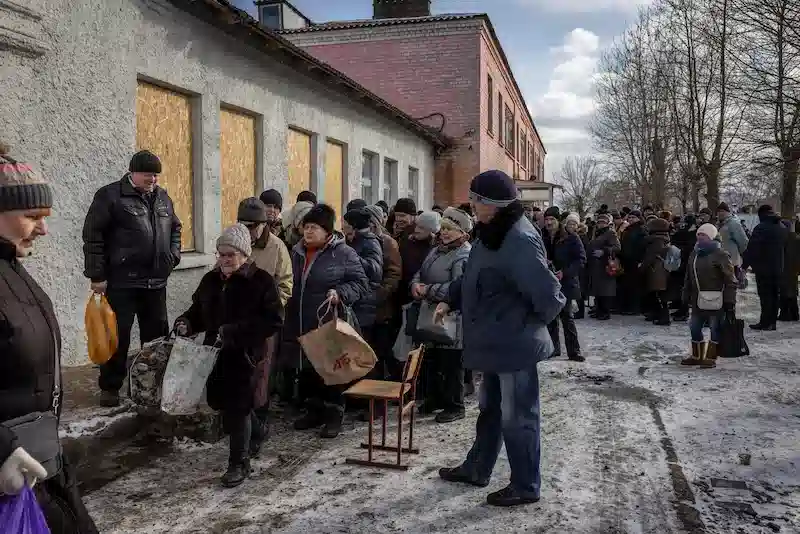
[728,0,800,214]
[556,156,605,218]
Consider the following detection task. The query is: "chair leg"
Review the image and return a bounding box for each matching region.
[408,402,415,451]
[381,401,387,447]
[368,398,374,462]
[396,401,403,466]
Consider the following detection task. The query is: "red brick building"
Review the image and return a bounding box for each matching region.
[263,0,552,207]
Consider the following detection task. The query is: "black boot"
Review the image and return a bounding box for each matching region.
[435,409,466,423]
[320,406,343,439]
[439,465,489,487]
[750,323,777,331]
[221,459,251,488]
[486,485,540,507]
[294,403,325,430]
[249,415,268,458]
[653,309,671,326]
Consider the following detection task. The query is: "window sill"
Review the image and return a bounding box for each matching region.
[175,253,215,271]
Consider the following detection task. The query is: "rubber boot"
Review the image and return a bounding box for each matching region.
[700,342,717,368]
[319,405,344,439]
[681,341,704,366]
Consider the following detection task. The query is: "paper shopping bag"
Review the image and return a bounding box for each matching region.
[298,300,377,386]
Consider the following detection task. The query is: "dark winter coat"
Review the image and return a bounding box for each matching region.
[682,242,737,310]
[641,233,671,292]
[579,231,592,298]
[781,230,800,297]
[348,229,384,328]
[544,228,586,301]
[0,239,99,534]
[82,176,182,289]
[742,213,788,277]
[587,226,621,298]
[375,232,402,324]
[395,226,435,307]
[283,235,369,368]
[449,203,565,372]
[177,262,283,413]
[619,220,648,268]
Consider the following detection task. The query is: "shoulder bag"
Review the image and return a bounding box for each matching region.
[3,333,63,481]
[693,256,723,311]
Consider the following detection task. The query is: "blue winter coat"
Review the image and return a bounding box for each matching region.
[545,229,586,301]
[285,234,369,341]
[348,229,384,328]
[449,216,565,373]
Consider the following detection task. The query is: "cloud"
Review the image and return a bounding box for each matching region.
[528,28,602,179]
[517,0,652,14]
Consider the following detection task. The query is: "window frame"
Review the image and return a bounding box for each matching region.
[382,157,398,205]
[504,105,514,157]
[361,150,377,203]
[487,75,494,136]
[408,166,420,206]
[498,93,504,147]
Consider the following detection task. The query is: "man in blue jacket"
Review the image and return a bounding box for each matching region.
[435,170,565,507]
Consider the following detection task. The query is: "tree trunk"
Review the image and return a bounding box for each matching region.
[780,148,800,217]
[704,164,721,212]
[691,178,701,213]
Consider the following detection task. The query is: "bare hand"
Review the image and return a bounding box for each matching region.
[433,302,450,324]
[411,283,426,300]
[327,289,340,305]
[555,271,563,280]
[174,319,189,336]
[90,281,107,295]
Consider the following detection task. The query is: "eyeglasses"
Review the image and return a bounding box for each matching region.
[239,222,260,229]
[216,251,242,260]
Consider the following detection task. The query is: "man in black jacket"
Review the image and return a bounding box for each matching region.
[82,150,182,406]
[742,205,788,330]
[618,210,648,315]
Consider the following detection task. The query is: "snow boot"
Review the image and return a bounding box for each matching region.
[653,309,671,326]
[486,485,541,507]
[319,406,343,439]
[700,342,718,368]
[99,390,121,408]
[681,342,704,366]
[293,405,325,430]
[439,465,490,488]
[221,459,251,488]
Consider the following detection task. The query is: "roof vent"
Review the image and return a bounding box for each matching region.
[373,0,432,19]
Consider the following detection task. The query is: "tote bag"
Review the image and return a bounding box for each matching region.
[298,299,377,386]
[160,336,220,415]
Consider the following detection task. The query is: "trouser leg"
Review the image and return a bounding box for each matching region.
[463,373,503,481]
[99,288,137,393]
[547,316,561,357]
[560,301,581,358]
[136,287,169,343]
[689,312,705,342]
[440,349,465,412]
[223,410,252,465]
[499,366,542,497]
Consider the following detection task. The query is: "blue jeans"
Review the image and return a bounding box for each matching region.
[462,366,541,497]
[689,311,722,343]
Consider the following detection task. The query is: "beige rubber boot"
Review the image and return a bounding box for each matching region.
[681,341,704,366]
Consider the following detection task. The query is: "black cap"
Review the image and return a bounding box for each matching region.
[129,150,162,174]
[346,199,368,212]
[344,208,371,230]
[296,190,318,205]
[394,197,418,216]
[259,189,283,210]
[302,203,336,234]
[469,170,518,206]
[544,206,560,219]
[717,202,730,213]
[237,197,268,223]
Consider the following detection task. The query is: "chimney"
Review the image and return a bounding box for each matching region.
[373,0,432,19]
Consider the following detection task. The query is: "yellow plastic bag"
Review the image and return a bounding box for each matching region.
[85,293,118,365]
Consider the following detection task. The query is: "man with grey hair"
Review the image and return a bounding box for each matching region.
[436,170,564,506]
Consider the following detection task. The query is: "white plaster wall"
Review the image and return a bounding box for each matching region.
[1,0,436,366]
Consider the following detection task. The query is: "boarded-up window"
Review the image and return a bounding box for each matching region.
[288,128,312,203]
[136,81,194,250]
[324,141,344,227]
[220,108,257,229]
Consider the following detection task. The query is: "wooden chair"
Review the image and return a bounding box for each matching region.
[343,346,425,470]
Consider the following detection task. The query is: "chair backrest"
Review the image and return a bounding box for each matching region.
[402,345,425,385]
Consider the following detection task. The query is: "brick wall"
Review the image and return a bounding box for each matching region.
[299,30,481,205]
[478,27,545,183]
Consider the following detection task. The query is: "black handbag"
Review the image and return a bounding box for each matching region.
[3,334,63,480]
[404,302,421,337]
[719,313,750,358]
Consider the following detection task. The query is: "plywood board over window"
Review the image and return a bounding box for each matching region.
[324,141,344,228]
[136,81,194,250]
[220,108,257,229]
[288,128,311,203]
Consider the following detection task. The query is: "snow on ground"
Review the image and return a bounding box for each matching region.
[84,280,799,533]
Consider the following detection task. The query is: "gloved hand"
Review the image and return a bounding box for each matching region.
[174,318,190,337]
[0,448,47,495]
[592,249,604,258]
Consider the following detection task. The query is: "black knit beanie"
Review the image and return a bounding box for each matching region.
[346,199,368,212]
[296,190,318,205]
[259,188,283,210]
[129,150,162,174]
[237,197,268,223]
[302,203,336,234]
[344,208,371,231]
[394,197,417,216]
[544,206,560,219]
[469,170,518,206]
[0,143,52,213]
[376,200,390,215]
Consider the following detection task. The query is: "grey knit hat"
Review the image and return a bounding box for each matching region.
[282,201,314,231]
[0,142,52,213]
[217,223,252,257]
[364,204,385,227]
[415,211,441,234]
[442,207,474,233]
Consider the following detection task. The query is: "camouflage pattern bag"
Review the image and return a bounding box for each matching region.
[129,336,174,408]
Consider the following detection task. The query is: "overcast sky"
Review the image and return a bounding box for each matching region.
[231,0,651,180]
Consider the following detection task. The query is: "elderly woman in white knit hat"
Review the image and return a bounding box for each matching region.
[175,224,283,487]
[411,206,473,423]
[680,222,737,368]
[0,143,99,532]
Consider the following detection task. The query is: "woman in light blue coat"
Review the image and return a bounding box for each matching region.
[435,170,564,507]
[411,207,472,423]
